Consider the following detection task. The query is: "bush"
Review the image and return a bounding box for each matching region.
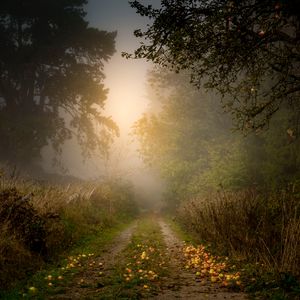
[0,188,47,256]
[0,225,42,290]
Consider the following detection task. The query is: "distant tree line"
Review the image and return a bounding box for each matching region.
[134,70,300,206]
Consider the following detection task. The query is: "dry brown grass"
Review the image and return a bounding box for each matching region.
[0,176,138,290]
[0,224,43,287]
[177,187,300,277]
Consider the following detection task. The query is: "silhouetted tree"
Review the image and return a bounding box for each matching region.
[126,0,300,132]
[0,0,118,168]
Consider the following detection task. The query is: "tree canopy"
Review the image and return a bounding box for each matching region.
[0,0,118,168]
[126,0,300,132]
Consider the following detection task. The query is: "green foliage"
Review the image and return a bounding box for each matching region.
[133,69,300,207]
[0,0,118,166]
[133,68,300,298]
[133,70,233,203]
[126,0,300,131]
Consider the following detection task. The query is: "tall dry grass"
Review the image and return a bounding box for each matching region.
[177,186,300,277]
[0,175,138,289]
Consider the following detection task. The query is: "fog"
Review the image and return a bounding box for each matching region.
[1,1,299,295]
[37,0,165,208]
[1,0,299,211]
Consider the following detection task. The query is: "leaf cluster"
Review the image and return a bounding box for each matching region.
[133,69,300,205]
[126,0,300,131]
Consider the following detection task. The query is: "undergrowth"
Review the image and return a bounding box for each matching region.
[0,174,138,292]
[175,185,300,299]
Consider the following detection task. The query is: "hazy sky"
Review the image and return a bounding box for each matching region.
[82,1,164,202]
[85,0,161,134]
[45,1,165,202]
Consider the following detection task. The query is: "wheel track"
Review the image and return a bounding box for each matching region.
[154,219,248,300]
[47,222,137,300]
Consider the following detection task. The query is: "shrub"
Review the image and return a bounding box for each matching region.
[0,188,47,256]
[0,225,42,290]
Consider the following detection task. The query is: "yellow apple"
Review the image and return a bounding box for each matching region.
[28,287,37,293]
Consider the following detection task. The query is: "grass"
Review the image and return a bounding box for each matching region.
[96,215,169,299]
[180,188,300,272]
[166,216,200,245]
[0,175,139,294]
[0,221,134,300]
[241,263,300,300]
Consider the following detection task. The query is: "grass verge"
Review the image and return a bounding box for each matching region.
[0,221,133,300]
[0,177,139,292]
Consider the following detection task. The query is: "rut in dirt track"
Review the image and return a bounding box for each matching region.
[155,219,248,300]
[47,217,247,299]
[48,222,136,300]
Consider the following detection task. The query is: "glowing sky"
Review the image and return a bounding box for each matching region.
[85,0,161,135]
[43,0,162,192]
[81,1,164,200]
[44,0,164,191]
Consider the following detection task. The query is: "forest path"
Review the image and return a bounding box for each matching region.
[41,215,248,299]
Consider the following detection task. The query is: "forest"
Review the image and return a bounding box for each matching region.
[0,0,299,299]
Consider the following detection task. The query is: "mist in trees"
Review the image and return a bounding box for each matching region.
[1,2,299,295]
[1,0,299,207]
[133,69,300,208]
[0,0,118,174]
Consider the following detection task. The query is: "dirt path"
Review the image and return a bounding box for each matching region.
[155,219,248,300]
[44,217,248,299]
[48,222,136,299]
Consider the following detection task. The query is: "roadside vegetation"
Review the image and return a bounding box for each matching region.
[1,1,300,299]
[133,70,300,299]
[130,2,300,297]
[173,197,300,300]
[0,173,138,296]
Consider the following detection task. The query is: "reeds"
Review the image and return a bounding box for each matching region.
[177,186,300,276]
